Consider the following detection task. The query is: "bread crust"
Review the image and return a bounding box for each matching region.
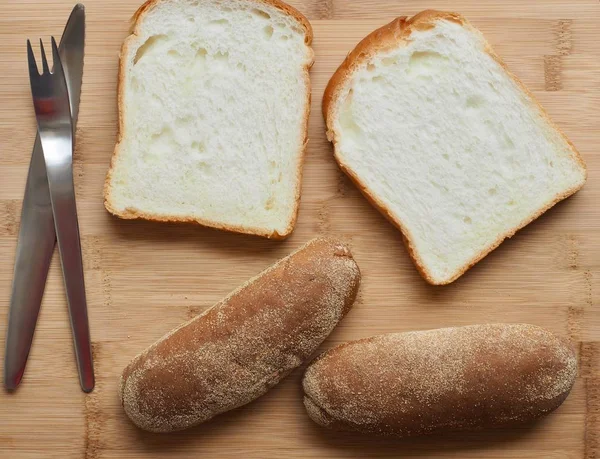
[303,324,577,437]
[323,10,588,284]
[104,0,315,239]
[119,238,360,432]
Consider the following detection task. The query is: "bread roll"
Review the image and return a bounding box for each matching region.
[120,238,360,432]
[303,324,577,437]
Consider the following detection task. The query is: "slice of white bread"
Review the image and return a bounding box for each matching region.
[104,0,314,238]
[323,10,587,284]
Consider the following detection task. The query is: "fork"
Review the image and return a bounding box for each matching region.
[27,37,94,392]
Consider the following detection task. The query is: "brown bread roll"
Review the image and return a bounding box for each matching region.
[120,238,360,432]
[303,324,577,437]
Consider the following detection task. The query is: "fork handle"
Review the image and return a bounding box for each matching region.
[44,143,94,393]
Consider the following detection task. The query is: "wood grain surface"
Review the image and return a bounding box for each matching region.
[0,0,599,457]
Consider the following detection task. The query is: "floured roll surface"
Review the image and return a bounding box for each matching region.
[120,238,360,432]
[303,323,577,437]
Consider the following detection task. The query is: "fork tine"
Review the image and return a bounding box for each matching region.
[26,39,39,77]
[39,38,50,74]
[50,37,61,75]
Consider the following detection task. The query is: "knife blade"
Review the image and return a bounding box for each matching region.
[4,4,86,391]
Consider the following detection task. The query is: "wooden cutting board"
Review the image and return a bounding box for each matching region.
[0,0,598,457]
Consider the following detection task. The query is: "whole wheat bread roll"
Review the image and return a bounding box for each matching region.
[303,324,577,437]
[120,238,360,432]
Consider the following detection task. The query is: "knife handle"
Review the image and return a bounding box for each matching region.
[45,142,94,393]
[4,135,56,390]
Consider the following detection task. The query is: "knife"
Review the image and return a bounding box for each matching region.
[4,4,86,391]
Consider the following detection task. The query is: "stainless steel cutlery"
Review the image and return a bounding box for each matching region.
[4,4,93,392]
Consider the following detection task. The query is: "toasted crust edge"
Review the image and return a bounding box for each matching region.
[322,10,587,284]
[104,0,315,240]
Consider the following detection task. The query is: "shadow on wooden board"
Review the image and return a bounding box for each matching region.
[104,209,288,253]
[128,406,544,457]
[301,419,543,458]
